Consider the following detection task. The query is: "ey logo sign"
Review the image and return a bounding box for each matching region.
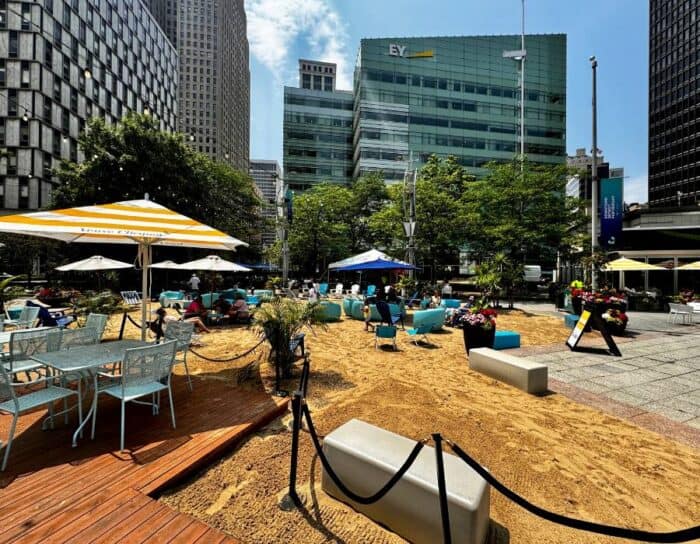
[389,44,407,57]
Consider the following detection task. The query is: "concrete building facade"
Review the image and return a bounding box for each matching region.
[146,0,250,171]
[0,0,178,211]
[249,159,281,247]
[649,0,700,207]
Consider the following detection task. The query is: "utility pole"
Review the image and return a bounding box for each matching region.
[403,153,417,279]
[520,0,526,164]
[590,56,598,290]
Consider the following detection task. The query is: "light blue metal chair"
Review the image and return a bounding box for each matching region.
[0,363,81,470]
[84,313,109,341]
[375,325,397,351]
[91,341,177,451]
[163,321,195,391]
[4,328,60,377]
[405,323,434,346]
[4,306,41,330]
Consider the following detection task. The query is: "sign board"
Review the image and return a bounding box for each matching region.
[599,177,623,249]
[566,307,622,356]
[389,44,434,58]
[566,310,591,349]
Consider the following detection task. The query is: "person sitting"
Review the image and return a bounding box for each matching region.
[184,295,207,320]
[420,291,431,310]
[213,298,231,316]
[430,290,442,308]
[228,294,250,323]
[157,307,210,334]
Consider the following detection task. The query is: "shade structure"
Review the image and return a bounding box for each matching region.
[676,260,700,270]
[177,255,252,272]
[0,199,247,338]
[329,249,416,272]
[601,257,666,272]
[149,260,182,269]
[56,255,133,272]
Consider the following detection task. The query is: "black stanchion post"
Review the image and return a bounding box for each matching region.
[287,391,303,506]
[433,433,452,544]
[118,312,127,340]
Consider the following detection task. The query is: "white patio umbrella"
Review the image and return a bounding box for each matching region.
[55,255,134,271]
[149,260,181,269]
[177,255,252,309]
[0,199,247,339]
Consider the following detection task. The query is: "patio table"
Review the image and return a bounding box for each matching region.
[31,339,150,446]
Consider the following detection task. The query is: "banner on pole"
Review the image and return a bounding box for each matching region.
[599,177,624,249]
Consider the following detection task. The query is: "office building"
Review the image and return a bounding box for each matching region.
[249,160,281,247]
[566,148,624,201]
[353,35,567,181]
[0,0,178,211]
[283,60,353,192]
[648,0,700,207]
[146,0,250,171]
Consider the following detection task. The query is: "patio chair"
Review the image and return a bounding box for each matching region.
[405,323,434,346]
[163,321,195,391]
[0,364,82,470]
[349,284,360,296]
[375,325,397,351]
[366,285,377,297]
[84,313,109,341]
[4,305,41,330]
[334,283,344,297]
[119,291,142,306]
[668,303,694,325]
[4,327,60,378]
[319,283,329,297]
[57,326,100,349]
[376,300,404,329]
[91,341,178,451]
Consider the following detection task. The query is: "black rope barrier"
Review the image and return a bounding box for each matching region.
[447,440,700,544]
[188,337,266,363]
[302,403,427,505]
[433,433,452,544]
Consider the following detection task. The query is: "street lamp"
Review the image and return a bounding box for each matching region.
[590,55,599,290]
[503,0,527,165]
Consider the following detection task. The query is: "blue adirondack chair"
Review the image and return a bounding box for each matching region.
[318,283,329,297]
[366,284,377,297]
[405,323,434,346]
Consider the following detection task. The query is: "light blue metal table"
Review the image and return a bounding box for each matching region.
[31,340,151,446]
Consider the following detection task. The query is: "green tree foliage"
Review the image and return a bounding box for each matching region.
[52,113,262,255]
[462,157,586,263]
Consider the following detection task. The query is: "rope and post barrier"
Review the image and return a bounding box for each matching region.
[433,433,452,544]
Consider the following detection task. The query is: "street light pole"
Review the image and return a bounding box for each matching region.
[590,56,598,290]
[520,0,526,163]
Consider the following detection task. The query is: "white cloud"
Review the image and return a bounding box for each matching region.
[246,0,352,88]
[624,174,648,205]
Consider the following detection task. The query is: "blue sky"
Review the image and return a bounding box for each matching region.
[246,0,649,203]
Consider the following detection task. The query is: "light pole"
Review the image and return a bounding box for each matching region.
[503,0,527,168]
[590,55,598,290]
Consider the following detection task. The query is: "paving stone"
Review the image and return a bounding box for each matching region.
[621,357,669,369]
[640,403,696,423]
[605,390,649,407]
[651,363,697,376]
[590,369,668,389]
[570,380,613,394]
[656,397,700,417]
[617,383,685,402]
[686,417,700,430]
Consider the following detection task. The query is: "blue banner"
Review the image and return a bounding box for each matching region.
[599,177,623,248]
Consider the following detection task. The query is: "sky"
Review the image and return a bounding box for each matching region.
[245,0,649,203]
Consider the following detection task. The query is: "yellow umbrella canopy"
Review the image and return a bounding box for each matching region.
[0,199,247,338]
[601,257,666,271]
[676,260,700,270]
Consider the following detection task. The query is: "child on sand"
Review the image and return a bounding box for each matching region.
[363,300,375,332]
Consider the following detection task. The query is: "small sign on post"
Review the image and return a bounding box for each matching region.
[566,306,621,356]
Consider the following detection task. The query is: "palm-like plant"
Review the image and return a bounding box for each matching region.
[252,298,326,382]
[0,275,24,313]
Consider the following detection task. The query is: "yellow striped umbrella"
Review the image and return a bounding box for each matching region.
[676,260,700,270]
[601,257,665,272]
[0,199,247,338]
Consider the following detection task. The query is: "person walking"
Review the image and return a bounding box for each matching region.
[187,273,201,293]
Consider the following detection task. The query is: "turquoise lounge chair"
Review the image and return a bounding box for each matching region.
[405,323,434,346]
[375,325,397,351]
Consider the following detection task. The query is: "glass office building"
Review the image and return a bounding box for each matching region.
[354,35,567,181]
[283,60,353,192]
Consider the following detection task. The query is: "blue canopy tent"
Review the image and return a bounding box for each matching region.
[329,249,416,272]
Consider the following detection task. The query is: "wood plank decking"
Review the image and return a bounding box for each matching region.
[0,373,288,543]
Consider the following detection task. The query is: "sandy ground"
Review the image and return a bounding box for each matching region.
[105,308,700,544]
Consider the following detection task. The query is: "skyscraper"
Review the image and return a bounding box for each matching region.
[146,0,250,171]
[249,160,281,247]
[648,0,700,207]
[0,0,178,211]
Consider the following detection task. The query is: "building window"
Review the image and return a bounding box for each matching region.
[21,3,31,31]
[44,41,53,67]
[0,0,6,29]
[8,88,17,116]
[9,31,19,58]
[20,61,30,88]
[20,121,30,146]
[0,59,5,87]
[0,118,5,146]
[52,130,61,155]
[43,97,52,121]
[7,149,17,175]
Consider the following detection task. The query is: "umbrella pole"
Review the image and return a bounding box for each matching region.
[140,245,151,341]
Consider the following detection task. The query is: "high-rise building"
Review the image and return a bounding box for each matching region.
[283,60,354,192]
[566,148,624,201]
[249,160,281,247]
[283,35,566,192]
[0,0,178,211]
[353,35,567,182]
[146,0,250,171]
[649,0,700,207]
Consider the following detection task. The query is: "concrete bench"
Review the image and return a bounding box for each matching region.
[469,348,548,394]
[563,313,579,328]
[493,330,520,350]
[322,419,490,544]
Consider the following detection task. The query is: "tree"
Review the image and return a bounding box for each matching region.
[462,157,586,264]
[287,183,353,275]
[53,113,262,258]
[347,172,389,252]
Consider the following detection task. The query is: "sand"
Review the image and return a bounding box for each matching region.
[106,308,700,543]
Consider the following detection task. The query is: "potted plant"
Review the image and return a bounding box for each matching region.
[252,298,325,387]
[602,308,628,336]
[265,276,284,295]
[459,300,497,354]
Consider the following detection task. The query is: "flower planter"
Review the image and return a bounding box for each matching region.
[605,322,627,336]
[571,297,583,316]
[463,324,496,355]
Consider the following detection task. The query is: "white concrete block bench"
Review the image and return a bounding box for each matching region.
[322,419,490,544]
[469,348,548,394]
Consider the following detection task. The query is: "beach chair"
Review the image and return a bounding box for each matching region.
[334,283,344,297]
[405,323,434,346]
[376,300,404,329]
[0,363,81,470]
[375,325,397,351]
[366,285,377,297]
[92,341,178,451]
[120,291,142,306]
[349,284,361,296]
[164,321,195,391]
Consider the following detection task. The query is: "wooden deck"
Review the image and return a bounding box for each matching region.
[0,372,288,543]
